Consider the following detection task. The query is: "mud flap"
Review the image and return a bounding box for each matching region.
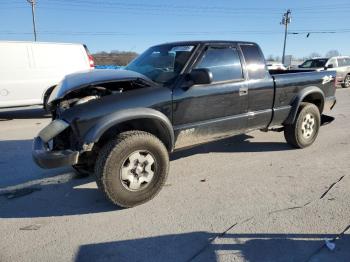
[321,114,335,126]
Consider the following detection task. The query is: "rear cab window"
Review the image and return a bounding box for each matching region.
[195,46,244,82]
[240,44,268,79]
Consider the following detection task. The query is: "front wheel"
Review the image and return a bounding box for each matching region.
[284,102,321,148]
[95,131,169,208]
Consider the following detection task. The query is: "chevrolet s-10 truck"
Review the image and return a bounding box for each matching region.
[32,41,337,207]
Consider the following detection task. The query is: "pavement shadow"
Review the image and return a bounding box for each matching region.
[74,232,349,262]
[0,139,70,188]
[0,107,50,120]
[0,134,291,218]
[0,138,118,218]
[0,176,119,218]
[171,134,291,161]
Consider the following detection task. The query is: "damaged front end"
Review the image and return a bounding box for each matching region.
[33,69,155,169]
[50,83,127,113]
[32,120,79,168]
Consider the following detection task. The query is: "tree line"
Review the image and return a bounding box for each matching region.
[267,50,342,62]
[92,50,138,66]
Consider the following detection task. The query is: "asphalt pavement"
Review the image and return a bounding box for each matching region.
[0,89,349,262]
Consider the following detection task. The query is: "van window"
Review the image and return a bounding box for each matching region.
[0,44,29,69]
[195,46,243,82]
[337,58,348,67]
[240,44,267,79]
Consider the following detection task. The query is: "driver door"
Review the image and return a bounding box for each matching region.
[172,44,249,149]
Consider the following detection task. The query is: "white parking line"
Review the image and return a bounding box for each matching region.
[0,172,77,194]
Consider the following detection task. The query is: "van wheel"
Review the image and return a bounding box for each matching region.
[43,86,55,112]
[95,131,169,208]
[343,75,350,88]
[284,102,320,148]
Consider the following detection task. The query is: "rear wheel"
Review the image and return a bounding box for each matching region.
[343,75,350,88]
[95,131,169,208]
[284,102,320,148]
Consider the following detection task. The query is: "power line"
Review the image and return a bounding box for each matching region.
[1,29,350,36]
[2,1,350,14]
[26,0,37,41]
[281,9,291,64]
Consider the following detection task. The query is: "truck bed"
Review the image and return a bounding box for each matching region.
[267,69,337,126]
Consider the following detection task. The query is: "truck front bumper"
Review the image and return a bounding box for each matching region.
[32,120,79,169]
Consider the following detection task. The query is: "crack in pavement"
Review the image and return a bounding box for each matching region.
[187,175,348,261]
[270,175,347,216]
[187,217,254,262]
[268,201,311,215]
[320,175,345,199]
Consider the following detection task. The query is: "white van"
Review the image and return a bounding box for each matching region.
[0,41,94,108]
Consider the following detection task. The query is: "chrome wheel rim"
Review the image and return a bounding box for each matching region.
[301,113,315,139]
[120,150,155,191]
[345,76,350,88]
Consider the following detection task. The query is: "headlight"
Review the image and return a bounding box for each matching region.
[38,120,69,143]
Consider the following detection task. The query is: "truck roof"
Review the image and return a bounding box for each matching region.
[156,40,258,46]
[308,56,350,60]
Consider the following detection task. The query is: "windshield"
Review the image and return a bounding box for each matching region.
[300,59,328,68]
[125,44,196,85]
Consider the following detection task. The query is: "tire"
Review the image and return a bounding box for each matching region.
[284,102,321,148]
[343,75,350,88]
[95,131,169,208]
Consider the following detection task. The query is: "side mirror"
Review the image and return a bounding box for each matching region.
[298,65,302,68]
[325,64,334,69]
[188,68,213,85]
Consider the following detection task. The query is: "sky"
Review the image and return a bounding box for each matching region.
[0,0,349,58]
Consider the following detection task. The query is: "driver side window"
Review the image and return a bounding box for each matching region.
[195,46,243,82]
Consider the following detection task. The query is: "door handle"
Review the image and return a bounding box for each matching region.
[239,87,248,96]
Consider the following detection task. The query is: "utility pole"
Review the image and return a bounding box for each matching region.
[26,0,37,41]
[281,9,291,65]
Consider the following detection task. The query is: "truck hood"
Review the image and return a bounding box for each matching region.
[48,69,155,104]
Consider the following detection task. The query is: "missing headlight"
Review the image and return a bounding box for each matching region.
[74,95,99,106]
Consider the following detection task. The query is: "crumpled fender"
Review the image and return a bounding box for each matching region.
[83,107,175,151]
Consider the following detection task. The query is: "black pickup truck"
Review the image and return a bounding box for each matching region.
[33,41,337,207]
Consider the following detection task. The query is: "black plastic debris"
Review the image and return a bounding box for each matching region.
[3,187,41,199]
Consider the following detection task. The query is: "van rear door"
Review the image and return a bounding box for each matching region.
[0,42,92,108]
[0,42,36,107]
[30,43,90,104]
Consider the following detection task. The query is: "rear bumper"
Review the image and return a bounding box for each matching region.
[32,137,79,169]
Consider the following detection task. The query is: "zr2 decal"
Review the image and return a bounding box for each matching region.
[322,75,334,85]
